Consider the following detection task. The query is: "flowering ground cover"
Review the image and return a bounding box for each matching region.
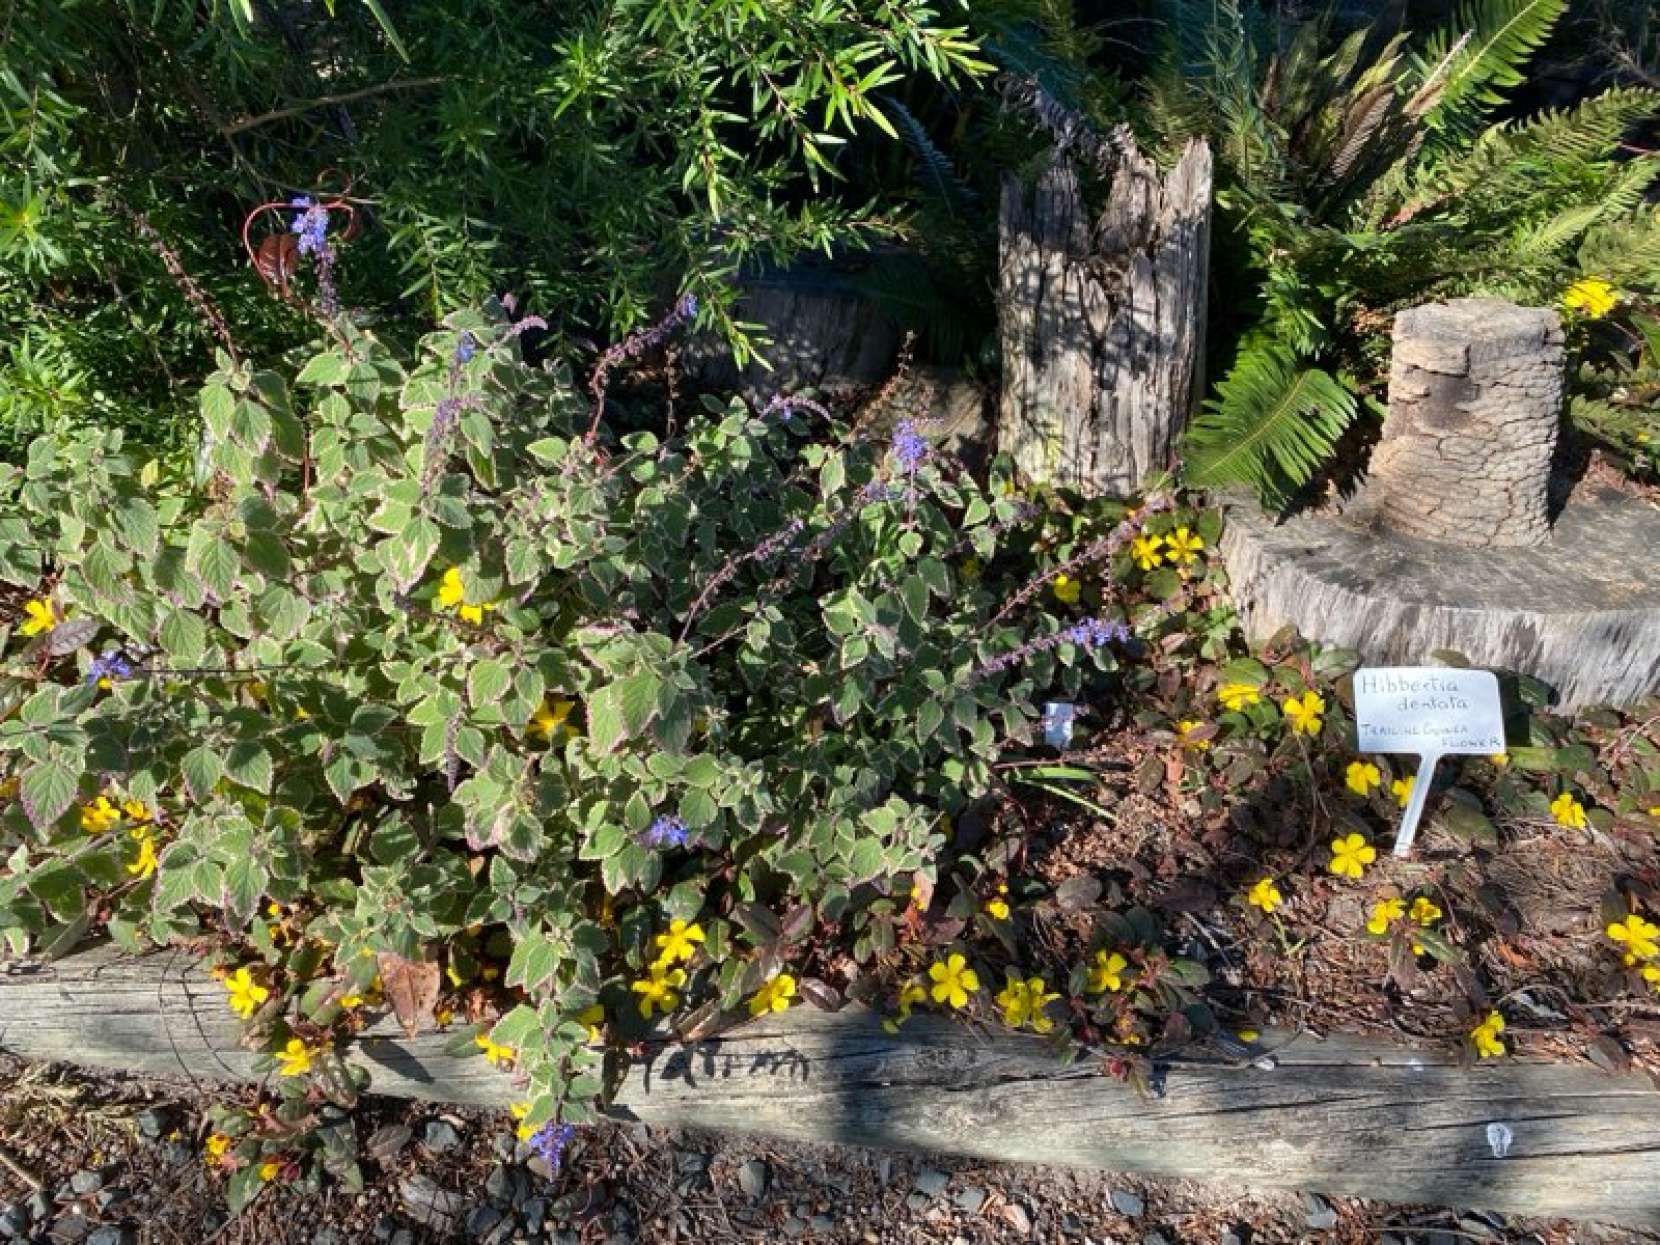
[2,282,1657,1213]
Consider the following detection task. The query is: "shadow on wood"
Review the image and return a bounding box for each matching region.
[3,943,1658,1227]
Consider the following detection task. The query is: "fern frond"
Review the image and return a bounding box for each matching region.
[1411,0,1566,138]
[1577,208,1660,292]
[879,96,976,214]
[1182,338,1359,507]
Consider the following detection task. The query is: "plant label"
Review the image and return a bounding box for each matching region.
[1352,666,1505,857]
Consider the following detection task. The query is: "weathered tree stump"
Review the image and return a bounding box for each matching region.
[7,944,1660,1226]
[997,135,1211,496]
[1360,298,1565,548]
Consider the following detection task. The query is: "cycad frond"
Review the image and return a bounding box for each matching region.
[1410,0,1566,138]
[1183,338,1359,507]
[879,96,977,215]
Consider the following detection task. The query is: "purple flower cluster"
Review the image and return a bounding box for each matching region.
[289,197,338,315]
[289,197,330,256]
[86,649,135,687]
[975,615,1130,677]
[641,815,690,850]
[530,1122,577,1175]
[759,393,831,423]
[890,420,929,473]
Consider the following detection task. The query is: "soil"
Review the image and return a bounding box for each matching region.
[1,1056,1652,1245]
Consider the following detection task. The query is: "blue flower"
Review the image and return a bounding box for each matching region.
[641,815,690,850]
[530,1122,577,1175]
[86,649,135,687]
[290,199,331,258]
[676,293,699,319]
[455,332,478,365]
[891,420,929,473]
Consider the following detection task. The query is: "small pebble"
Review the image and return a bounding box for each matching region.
[1110,1189,1145,1219]
[85,1229,134,1245]
[1305,1193,1339,1231]
[134,1108,170,1141]
[422,1120,463,1155]
[952,1186,986,1215]
[737,1160,768,1200]
[914,1168,949,1198]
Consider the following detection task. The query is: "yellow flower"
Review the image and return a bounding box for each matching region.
[1052,573,1081,604]
[1488,752,1509,768]
[1409,897,1442,926]
[1281,690,1325,737]
[1130,535,1164,571]
[995,974,1032,1029]
[1164,526,1204,565]
[510,1102,537,1141]
[1391,775,1414,808]
[204,1133,231,1162]
[927,953,980,1009]
[883,980,929,1033]
[1345,761,1381,796]
[960,555,981,582]
[631,963,687,1019]
[80,796,122,833]
[1245,877,1282,915]
[1549,791,1588,830]
[1236,1029,1260,1043]
[224,966,270,1019]
[259,1159,282,1181]
[1328,833,1376,880]
[748,973,797,1017]
[1366,897,1405,936]
[1023,977,1061,1034]
[528,699,577,744]
[275,1038,315,1077]
[435,1006,455,1027]
[18,597,58,636]
[474,1032,517,1067]
[1087,949,1127,994]
[1217,682,1261,712]
[437,567,499,625]
[1644,963,1660,991]
[1470,1010,1506,1059]
[577,1003,604,1043]
[1562,277,1618,319]
[985,884,1011,921]
[652,919,706,967]
[1176,720,1210,751]
[127,833,159,880]
[121,799,151,823]
[1607,914,1660,963]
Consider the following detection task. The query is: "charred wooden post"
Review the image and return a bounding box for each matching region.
[996,135,1211,496]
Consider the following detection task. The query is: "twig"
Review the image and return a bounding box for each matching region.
[220,77,449,135]
[0,1143,43,1190]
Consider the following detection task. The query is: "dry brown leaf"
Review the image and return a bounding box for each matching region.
[377,951,441,1039]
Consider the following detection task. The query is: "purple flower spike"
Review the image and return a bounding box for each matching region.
[891,420,929,473]
[641,815,690,850]
[677,292,699,319]
[86,649,135,687]
[530,1123,577,1175]
[290,199,331,258]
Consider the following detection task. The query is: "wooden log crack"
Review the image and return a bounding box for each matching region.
[4,945,1660,1226]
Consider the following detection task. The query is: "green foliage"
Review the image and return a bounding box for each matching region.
[1183,341,1358,508]
[0,304,1137,1130]
[1156,0,1660,504]
[0,0,992,450]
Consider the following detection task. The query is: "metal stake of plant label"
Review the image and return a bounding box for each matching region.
[1351,666,1507,860]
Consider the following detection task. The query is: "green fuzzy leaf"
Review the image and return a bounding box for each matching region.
[181,747,224,802]
[20,760,79,831]
[588,671,661,755]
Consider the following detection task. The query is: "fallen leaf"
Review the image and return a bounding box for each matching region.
[377,951,441,1039]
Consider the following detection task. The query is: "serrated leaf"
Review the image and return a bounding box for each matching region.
[468,660,512,709]
[21,760,79,831]
[588,671,661,755]
[181,746,224,802]
[225,741,274,793]
[159,610,207,664]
